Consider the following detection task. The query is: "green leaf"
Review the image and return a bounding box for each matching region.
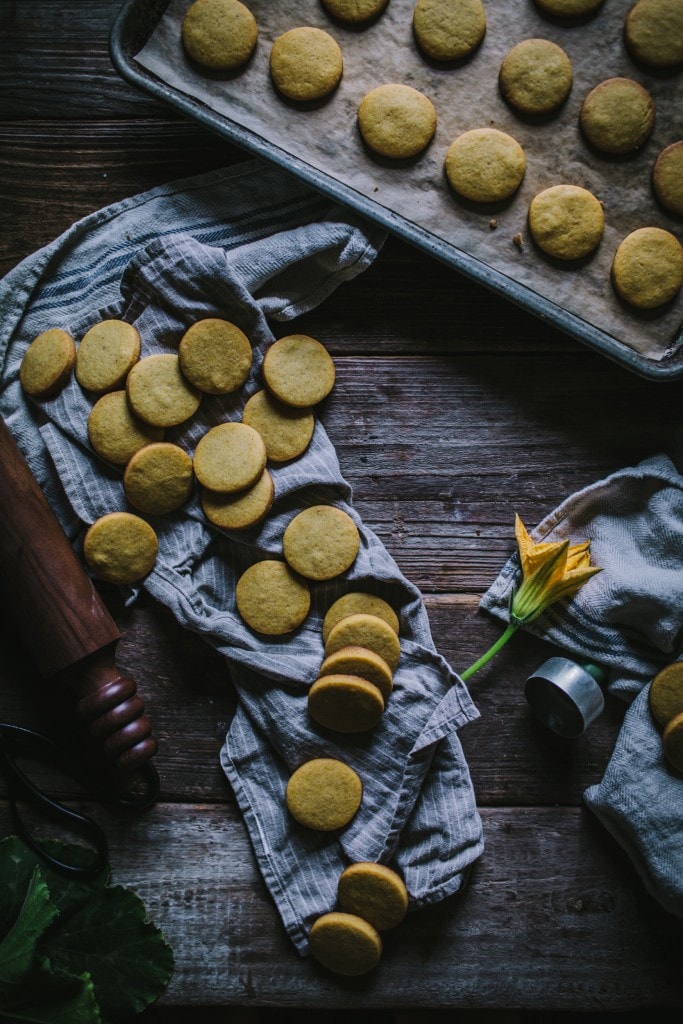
[0,967,101,1024]
[0,868,58,986]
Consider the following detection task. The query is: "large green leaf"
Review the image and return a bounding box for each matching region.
[0,868,57,986]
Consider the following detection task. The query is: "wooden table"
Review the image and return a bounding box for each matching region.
[1,2,682,1019]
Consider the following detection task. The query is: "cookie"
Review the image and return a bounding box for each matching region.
[201,468,274,531]
[269,27,343,102]
[262,335,335,408]
[83,511,158,585]
[319,645,394,701]
[75,320,141,394]
[412,0,486,62]
[242,389,315,462]
[321,0,389,23]
[499,38,573,116]
[309,912,382,976]
[444,128,526,203]
[283,505,360,581]
[337,862,409,930]
[357,83,437,159]
[308,674,385,733]
[181,0,258,72]
[649,662,683,727]
[285,758,362,830]
[325,612,401,672]
[662,711,683,772]
[87,391,164,466]
[534,0,604,17]
[611,227,683,309]
[625,0,683,69]
[123,442,194,516]
[193,422,266,493]
[178,318,252,395]
[579,78,655,155]
[19,328,76,399]
[235,559,310,634]
[322,591,399,643]
[652,141,683,217]
[126,353,201,428]
[528,184,605,260]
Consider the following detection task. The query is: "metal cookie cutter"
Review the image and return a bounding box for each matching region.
[524,657,606,738]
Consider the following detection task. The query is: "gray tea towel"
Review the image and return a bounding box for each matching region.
[0,159,483,955]
[480,454,683,918]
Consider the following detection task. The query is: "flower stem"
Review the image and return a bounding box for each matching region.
[460,622,519,682]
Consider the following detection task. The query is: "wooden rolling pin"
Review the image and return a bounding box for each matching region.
[0,415,157,775]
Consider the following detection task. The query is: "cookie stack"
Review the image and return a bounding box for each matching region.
[649,662,683,773]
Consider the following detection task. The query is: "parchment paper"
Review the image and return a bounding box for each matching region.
[135,0,683,363]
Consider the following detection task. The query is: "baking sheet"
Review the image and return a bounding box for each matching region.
[122,0,683,372]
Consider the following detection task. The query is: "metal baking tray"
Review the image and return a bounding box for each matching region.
[110,0,683,380]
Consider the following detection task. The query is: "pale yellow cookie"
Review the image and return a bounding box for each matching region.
[286,758,362,830]
[322,592,399,643]
[83,511,158,585]
[193,422,266,493]
[242,389,315,462]
[126,353,201,428]
[181,0,258,71]
[283,505,360,581]
[309,912,382,976]
[625,0,683,69]
[123,442,194,515]
[87,391,164,466]
[580,78,655,155]
[262,335,335,408]
[270,27,343,102]
[325,612,401,672]
[19,328,76,399]
[649,662,683,728]
[653,141,683,217]
[319,645,394,701]
[236,559,310,634]
[308,674,385,733]
[528,184,605,260]
[534,0,604,16]
[201,468,274,531]
[178,318,252,395]
[357,84,437,159]
[338,862,409,930]
[321,0,389,23]
[662,711,683,772]
[75,320,141,394]
[611,227,683,309]
[412,0,486,62]
[444,128,526,203]
[499,38,573,116]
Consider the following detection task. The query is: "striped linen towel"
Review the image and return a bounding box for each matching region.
[0,159,484,955]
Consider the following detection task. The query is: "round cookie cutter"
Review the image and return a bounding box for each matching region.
[524,657,605,738]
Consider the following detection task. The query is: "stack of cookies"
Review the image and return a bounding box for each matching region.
[649,662,683,773]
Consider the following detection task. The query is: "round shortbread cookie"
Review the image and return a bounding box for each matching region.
[528,184,605,260]
[649,662,683,728]
[83,511,158,585]
[181,0,258,71]
[75,320,141,394]
[87,391,164,466]
[321,0,389,23]
[499,38,573,116]
[201,468,274,531]
[357,83,437,159]
[325,612,401,672]
[283,505,360,581]
[652,141,683,217]
[19,328,76,399]
[126,353,201,428]
[309,912,382,976]
[193,422,267,493]
[338,862,409,930]
[662,711,683,772]
[534,0,604,17]
[580,78,655,155]
[322,592,399,643]
[444,128,526,203]
[413,0,486,63]
[123,442,194,516]
[178,318,252,395]
[236,559,310,634]
[286,758,362,830]
[625,0,683,69]
[262,335,335,408]
[308,674,385,733]
[611,227,683,309]
[242,389,315,462]
[319,645,394,701]
[270,27,343,102]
